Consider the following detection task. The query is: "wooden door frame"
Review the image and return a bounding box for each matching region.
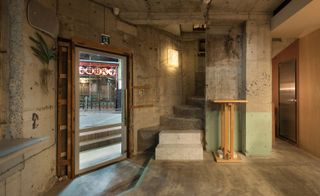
[272,40,300,147]
[70,37,134,178]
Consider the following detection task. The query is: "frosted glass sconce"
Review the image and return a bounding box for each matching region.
[168,48,179,67]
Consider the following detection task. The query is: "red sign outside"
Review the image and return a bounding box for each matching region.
[79,61,118,77]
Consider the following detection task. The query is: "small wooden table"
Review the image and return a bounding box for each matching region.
[212,100,248,163]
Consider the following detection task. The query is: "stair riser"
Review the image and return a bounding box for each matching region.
[159,133,202,144]
[80,129,122,142]
[160,117,203,130]
[138,128,160,153]
[156,147,203,160]
[80,137,121,152]
[186,99,205,108]
[173,107,204,119]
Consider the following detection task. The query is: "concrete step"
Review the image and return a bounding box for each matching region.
[80,134,122,152]
[155,144,203,160]
[173,105,204,119]
[80,126,122,142]
[160,116,203,130]
[186,97,205,108]
[137,126,161,153]
[159,130,203,145]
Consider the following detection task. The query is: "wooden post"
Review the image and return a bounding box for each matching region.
[221,105,225,150]
[224,104,229,158]
[230,104,235,159]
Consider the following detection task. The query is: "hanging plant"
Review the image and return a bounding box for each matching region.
[29,32,56,94]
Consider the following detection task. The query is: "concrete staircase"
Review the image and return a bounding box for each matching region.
[155,97,205,160]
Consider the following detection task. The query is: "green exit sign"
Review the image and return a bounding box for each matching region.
[100,34,110,45]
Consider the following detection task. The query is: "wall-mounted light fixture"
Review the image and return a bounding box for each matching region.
[168,48,179,67]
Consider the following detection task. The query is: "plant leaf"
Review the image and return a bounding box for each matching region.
[30,32,56,65]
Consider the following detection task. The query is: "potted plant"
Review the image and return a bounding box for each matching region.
[29,32,56,93]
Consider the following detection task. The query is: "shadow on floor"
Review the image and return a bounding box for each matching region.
[45,152,153,196]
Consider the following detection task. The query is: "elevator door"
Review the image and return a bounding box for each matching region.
[278,59,297,143]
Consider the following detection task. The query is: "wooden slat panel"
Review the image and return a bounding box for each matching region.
[58,99,67,106]
[57,39,72,178]
[60,74,67,78]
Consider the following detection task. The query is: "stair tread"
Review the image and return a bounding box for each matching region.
[80,134,121,146]
[174,105,203,110]
[161,115,202,121]
[188,97,205,101]
[156,143,203,148]
[160,130,203,134]
[138,126,160,132]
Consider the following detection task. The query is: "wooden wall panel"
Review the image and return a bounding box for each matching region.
[299,29,320,157]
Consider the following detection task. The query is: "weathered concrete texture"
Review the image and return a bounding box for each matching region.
[8,0,25,139]
[195,55,205,97]
[0,0,9,139]
[130,27,182,153]
[126,140,320,196]
[181,41,197,103]
[1,0,57,195]
[205,25,244,152]
[243,20,272,155]
[206,26,244,100]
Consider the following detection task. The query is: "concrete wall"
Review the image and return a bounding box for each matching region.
[56,0,183,153]
[1,0,57,195]
[272,38,296,58]
[298,28,320,157]
[205,24,244,152]
[2,1,186,194]
[205,20,272,156]
[181,41,197,102]
[243,20,272,155]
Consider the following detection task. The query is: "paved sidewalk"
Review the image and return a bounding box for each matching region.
[80,110,122,129]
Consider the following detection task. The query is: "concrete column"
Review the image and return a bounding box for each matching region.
[8,0,25,138]
[242,20,272,155]
[205,25,244,152]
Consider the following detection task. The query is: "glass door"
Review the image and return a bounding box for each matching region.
[74,47,127,175]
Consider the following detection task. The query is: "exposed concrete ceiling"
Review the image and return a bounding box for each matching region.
[94,0,283,13]
[93,0,284,36]
[271,0,320,38]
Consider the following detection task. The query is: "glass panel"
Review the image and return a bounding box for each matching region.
[75,48,127,173]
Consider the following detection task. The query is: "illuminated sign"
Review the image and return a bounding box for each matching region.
[79,61,118,77]
[79,66,117,77]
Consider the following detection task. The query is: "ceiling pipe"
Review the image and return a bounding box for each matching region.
[202,0,213,24]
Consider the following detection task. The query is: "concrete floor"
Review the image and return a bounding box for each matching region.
[46,140,320,196]
[126,140,320,196]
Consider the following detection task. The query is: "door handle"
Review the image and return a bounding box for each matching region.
[288,99,297,103]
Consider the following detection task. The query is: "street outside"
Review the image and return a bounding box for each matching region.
[79,110,122,129]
